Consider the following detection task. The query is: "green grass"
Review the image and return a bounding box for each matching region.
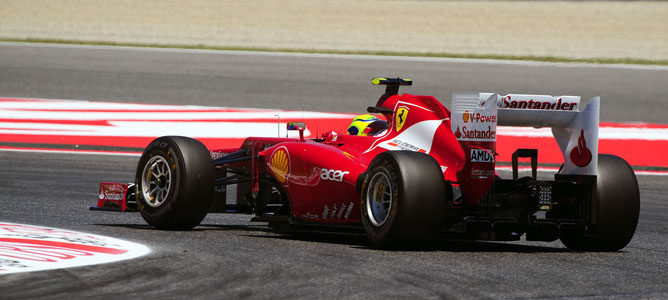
[3,37,667,66]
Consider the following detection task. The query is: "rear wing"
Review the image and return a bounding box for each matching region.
[451,93,600,176]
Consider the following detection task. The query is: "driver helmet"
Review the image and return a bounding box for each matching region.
[347,114,388,136]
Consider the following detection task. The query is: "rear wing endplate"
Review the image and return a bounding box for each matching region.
[451,93,600,176]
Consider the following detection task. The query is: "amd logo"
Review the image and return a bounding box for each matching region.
[320,168,350,182]
[470,149,494,163]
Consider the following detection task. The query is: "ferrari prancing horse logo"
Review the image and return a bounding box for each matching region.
[395,107,408,132]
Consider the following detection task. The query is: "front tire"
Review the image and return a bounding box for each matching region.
[360,151,449,248]
[135,136,214,229]
[560,154,640,251]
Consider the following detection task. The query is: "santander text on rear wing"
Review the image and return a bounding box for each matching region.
[451,93,599,177]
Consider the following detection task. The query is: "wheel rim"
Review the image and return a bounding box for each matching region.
[141,155,172,208]
[366,172,393,227]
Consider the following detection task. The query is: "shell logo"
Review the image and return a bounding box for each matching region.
[270,147,290,183]
[463,111,470,123]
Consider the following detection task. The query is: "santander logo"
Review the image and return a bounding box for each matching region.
[570,129,592,167]
[500,95,577,111]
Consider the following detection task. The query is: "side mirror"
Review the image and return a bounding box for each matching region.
[287,122,306,142]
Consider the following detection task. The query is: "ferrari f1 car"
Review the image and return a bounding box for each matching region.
[93,78,640,251]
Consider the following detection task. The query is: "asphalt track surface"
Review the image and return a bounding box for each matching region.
[1,43,668,299]
[2,43,668,123]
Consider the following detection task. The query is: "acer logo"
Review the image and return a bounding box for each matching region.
[320,168,349,182]
[500,96,576,111]
[470,149,494,163]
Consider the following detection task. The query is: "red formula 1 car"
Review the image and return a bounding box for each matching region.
[93,78,640,251]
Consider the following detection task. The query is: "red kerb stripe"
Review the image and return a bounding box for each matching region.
[0,238,128,255]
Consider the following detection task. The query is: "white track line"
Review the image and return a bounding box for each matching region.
[2,99,666,175]
[0,147,141,157]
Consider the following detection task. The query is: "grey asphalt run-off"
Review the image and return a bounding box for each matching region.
[1,43,667,299]
[1,42,667,123]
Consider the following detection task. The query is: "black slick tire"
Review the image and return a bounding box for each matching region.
[135,136,214,229]
[560,154,640,251]
[360,151,448,248]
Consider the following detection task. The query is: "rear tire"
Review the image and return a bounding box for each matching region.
[560,154,640,251]
[135,136,214,229]
[360,151,448,248]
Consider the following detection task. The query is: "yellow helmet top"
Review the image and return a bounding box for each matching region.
[347,114,386,136]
